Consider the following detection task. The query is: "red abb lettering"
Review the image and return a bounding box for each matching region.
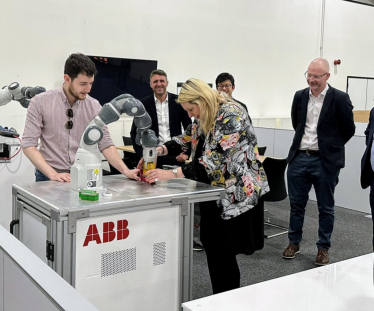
[83,220,130,247]
[103,221,116,243]
[83,224,101,246]
[117,219,129,240]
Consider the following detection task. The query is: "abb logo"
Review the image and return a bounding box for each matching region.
[83,220,129,247]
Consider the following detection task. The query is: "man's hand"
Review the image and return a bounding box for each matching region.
[123,168,141,181]
[136,158,144,170]
[49,172,71,182]
[101,146,140,181]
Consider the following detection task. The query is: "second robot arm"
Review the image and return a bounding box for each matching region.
[79,94,158,151]
[0,82,46,108]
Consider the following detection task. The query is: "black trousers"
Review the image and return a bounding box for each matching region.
[370,177,374,250]
[199,200,264,294]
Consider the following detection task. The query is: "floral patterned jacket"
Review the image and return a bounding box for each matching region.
[170,98,269,220]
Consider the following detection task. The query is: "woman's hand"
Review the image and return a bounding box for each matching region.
[176,153,189,162]
[144,169,174,184]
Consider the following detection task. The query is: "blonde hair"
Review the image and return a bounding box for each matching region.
[177,78,222,134]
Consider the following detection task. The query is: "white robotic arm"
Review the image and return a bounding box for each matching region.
[1,83,46,138]
[0,82,46,108]
[70,94,159,190]
[0,82,45,162]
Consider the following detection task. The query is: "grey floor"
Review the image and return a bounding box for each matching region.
[192,198,373,299]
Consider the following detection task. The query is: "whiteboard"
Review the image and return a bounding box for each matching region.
[347,78,368,110]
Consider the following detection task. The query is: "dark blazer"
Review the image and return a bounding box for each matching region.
[287,85,355,172]
[232,98,248,113]
[130,92,191,156]
[360,108,374,189]
[232,98,252,124]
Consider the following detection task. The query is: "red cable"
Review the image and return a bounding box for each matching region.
[0,135,22,160]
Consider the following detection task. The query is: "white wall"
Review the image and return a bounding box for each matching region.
[0,0,323,119]
[2,0,374,120]
[1,0,374,229]
[324,0,374,90]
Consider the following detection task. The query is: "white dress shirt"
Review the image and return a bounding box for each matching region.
[155,94,171,145]
[299,85,329,150]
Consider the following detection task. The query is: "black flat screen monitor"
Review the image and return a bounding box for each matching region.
[88,56,157,105]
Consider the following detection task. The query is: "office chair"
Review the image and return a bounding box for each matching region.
[261,157,288,239]
[258,146,267,156]
[123,136,133,146]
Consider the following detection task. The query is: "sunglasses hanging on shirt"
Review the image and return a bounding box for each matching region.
[65,108,74,129]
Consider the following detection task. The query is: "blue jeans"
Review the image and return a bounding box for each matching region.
[35,169,50,182]
[287,152,340,250]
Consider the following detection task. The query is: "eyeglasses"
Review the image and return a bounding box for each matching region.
[217,84,232,90]
[65,108,73,130]
[304,71,328,80]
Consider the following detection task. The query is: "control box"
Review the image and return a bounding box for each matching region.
[0,126,20,163]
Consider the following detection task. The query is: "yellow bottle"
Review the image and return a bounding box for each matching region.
[143,162,156,174]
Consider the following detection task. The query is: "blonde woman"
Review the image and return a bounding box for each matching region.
[142,78,269,294]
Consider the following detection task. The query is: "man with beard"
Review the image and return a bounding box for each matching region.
[130,69,191,168]
[282,58,355,265]
[22,53,140,182]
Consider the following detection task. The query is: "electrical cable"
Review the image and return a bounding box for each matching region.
[0,135,22,160]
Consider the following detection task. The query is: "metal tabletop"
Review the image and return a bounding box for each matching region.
[13,175,224,216]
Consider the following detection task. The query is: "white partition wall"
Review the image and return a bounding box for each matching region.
[254,126,371,214]
[368,80,374,110]
[273,129,295,159]
[123,115,134,137]
[347,77,372,110]
[254,128,275,156]
[0,226,99,311]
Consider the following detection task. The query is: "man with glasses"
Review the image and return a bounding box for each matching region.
[21,53,140,182]
[215,73,248,114]
[282,58,355,265]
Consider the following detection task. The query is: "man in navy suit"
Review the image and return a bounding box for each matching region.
[360,108,374,249]
[130,69,191,168]
[282,58,355,265]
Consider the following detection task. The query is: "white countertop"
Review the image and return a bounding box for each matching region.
[183,253,374,311]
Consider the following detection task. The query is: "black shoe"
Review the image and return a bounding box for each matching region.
[193,241,203,251]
